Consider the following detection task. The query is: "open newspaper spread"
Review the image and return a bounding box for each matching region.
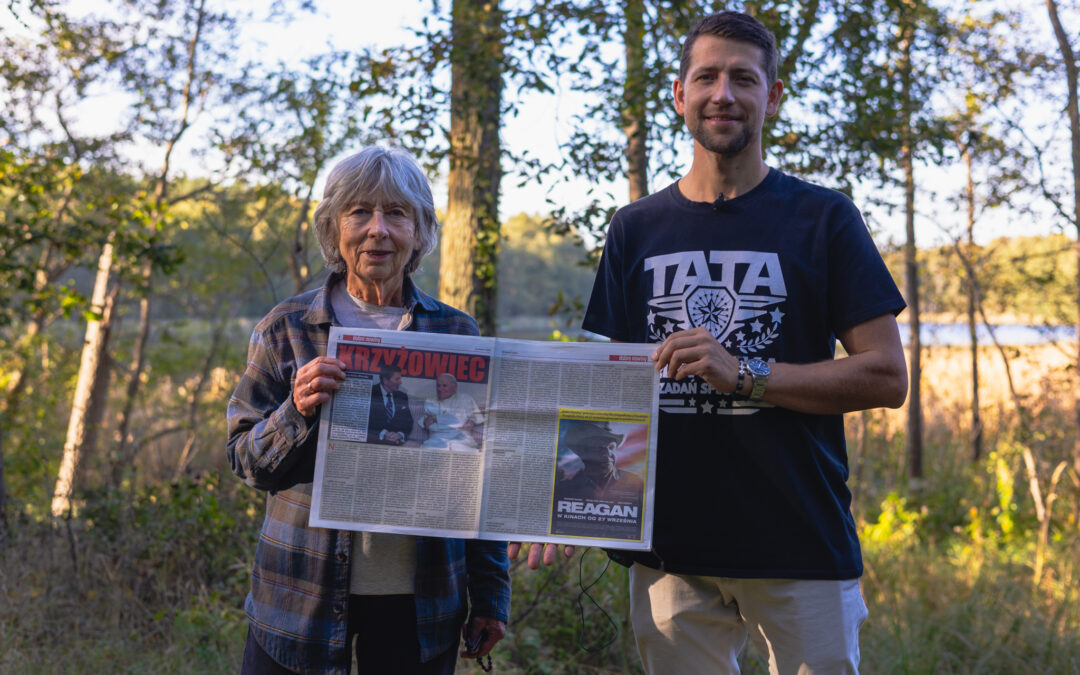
[309,326,660,550]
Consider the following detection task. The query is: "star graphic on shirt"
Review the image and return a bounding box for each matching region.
[647,310,656,325]
[750,319,764,333]
[723,339,733,348]
[701,400,714,414]
[687,397,697,408]
[770,307,785,324]
[689,293,729,332]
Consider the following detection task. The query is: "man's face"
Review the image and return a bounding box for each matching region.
[673,35,783,159]
[573,437,618,471]
[435,375,457,400]
[382,372,403,393]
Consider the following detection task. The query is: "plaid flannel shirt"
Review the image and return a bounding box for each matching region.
[227,272,511,673]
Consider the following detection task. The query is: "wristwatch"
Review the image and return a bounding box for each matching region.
[747,358,770,401]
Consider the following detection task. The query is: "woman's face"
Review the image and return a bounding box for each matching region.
[337,199,420,295]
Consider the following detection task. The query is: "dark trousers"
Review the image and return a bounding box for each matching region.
[241,594,459,674]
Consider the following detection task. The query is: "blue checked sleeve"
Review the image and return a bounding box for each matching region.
[465,539,512,622]
[226,320,320,491]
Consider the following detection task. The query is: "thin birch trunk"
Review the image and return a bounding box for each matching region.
[899,23,923,479]
[51,238,118,518]
[1044,0,1080,522]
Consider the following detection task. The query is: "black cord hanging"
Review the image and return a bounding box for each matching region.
[575,548,619,653]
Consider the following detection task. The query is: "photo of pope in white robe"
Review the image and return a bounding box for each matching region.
[421,373,485,450]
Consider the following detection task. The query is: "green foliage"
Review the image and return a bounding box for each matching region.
[861,537,1080,674]
[497,213,596,320]
[861,492,924,554]
[851,409,1080,674]
[1,1,1079,672]
[816,0,953,212]
[882,234,1078,325]
[500,550,641,674]
[0,473,260,674]
[78,474,260,593]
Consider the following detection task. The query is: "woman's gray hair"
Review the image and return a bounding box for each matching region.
[313,145,439,277]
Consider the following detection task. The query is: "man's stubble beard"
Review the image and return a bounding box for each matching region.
[687,116,755,157]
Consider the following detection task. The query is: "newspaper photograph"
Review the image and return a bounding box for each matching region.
[550,410,649,541]
[309,327,659,550]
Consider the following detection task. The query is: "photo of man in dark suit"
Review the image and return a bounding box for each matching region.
[368,364,413,445]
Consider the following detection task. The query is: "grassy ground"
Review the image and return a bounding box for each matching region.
[3,346,1079,673]
[4,520,1075,673]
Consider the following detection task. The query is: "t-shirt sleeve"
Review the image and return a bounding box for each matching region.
[582,218,631,341]
[827,198,906,333]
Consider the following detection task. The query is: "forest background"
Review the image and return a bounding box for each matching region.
[2,0,1080,672]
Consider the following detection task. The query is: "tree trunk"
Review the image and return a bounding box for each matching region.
[173,314,228,479]
[440,0,504,336]
[0,427,7,540]
[1045,0,1080,495]
[963,140,982,461]
[51,237,118,518]
[289,182,317,294]
[623,0,648,203]
[3,248,53,417]
[899,25,923,480]
[112,294,151,474]
[113,0,207,469]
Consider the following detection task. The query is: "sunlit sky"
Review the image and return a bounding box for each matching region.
[3,1,1073,249]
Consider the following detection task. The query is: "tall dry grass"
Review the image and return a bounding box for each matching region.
[847,343,1080,674]
[2,342,1078,673]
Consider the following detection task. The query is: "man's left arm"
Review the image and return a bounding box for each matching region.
[654,312,907,415]
[393,392,414,435]
[462,539,511,658]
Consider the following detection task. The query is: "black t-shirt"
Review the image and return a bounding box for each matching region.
[583,169,905,578]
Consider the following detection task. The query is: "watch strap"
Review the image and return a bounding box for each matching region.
[748,359,769,401]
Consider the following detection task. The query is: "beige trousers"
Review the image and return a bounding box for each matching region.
[629,563,868,675]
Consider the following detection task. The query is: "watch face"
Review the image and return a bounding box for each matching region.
[748,358,770,376]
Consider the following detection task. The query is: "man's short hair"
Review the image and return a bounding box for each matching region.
[679,11,779,85]
[379,364,402,382]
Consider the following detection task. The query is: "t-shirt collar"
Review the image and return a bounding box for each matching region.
[668,167,780,211]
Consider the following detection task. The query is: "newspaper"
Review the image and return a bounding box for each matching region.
[309,326,659,550]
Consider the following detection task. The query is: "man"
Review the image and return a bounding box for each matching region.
[555,421,643,504]
[422,373,484,449]
[512,11,907,674]
[369,363,413,445]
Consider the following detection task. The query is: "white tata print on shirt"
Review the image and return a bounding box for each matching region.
[644,249,786,415]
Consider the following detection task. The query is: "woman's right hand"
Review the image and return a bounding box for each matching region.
[293,357,347,418]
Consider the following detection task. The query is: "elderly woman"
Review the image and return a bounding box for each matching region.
[227,145,510,674]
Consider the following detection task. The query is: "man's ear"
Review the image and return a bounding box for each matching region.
[766,79,784,117]
[673,78,686,116]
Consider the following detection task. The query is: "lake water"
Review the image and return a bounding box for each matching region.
[898,322,1076,347]
[498,317,1077,347]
